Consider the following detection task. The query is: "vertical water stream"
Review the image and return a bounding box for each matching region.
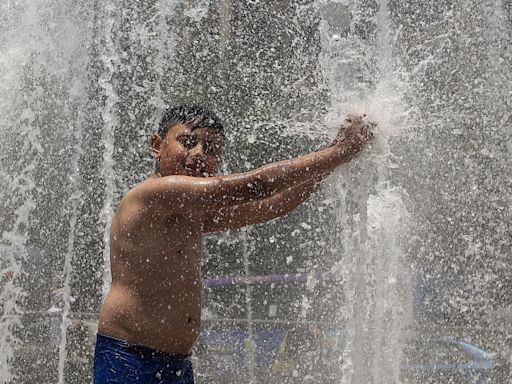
[0,4,44,380]
[1,2,94,382]
[241,228,256,383]
[97,0,119,298]
[319,0,412,382]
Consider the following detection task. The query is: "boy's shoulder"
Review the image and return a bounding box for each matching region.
[115,178,159,217]
[119,175,198,215]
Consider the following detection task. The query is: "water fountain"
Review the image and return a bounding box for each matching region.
[0,0,510,383]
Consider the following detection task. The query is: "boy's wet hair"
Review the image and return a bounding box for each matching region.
[158,105,224,138]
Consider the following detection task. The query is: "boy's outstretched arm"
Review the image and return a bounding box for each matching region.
[135,115,372,214]
[203,115,374,232]
[203,175,323,233]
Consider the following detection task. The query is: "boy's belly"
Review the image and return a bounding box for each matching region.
[98,283,202,354]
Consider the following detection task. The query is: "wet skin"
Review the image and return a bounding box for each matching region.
[97,116,373,354]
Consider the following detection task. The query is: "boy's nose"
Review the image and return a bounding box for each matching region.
[189,144,205,159]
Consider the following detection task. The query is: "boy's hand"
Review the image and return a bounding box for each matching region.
[330,114,375,160]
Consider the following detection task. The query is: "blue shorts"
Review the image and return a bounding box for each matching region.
[93,333,194,384]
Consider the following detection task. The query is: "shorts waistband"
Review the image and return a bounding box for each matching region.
[96,333,192,361]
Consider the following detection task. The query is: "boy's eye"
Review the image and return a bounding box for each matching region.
[205,142,220,155]
[181,137,196,149]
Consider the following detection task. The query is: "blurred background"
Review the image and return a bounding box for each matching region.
[0,0,511,383]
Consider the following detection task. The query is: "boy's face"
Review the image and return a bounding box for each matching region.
[151,123,224,177]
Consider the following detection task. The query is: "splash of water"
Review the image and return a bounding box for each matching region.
[0,1,508,383]
[318,0,413,382]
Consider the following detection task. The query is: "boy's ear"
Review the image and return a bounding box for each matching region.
[150,133,163,159]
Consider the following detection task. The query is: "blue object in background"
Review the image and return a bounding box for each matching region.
[400,337,493,384]
[197,327,494,383]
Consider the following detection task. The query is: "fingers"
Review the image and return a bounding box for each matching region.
[355,126,373,141]
[363,121,376,141]
[337,113,377,150]
[364,128,374,141]
[343,114,377,129]
[344,114,368,127]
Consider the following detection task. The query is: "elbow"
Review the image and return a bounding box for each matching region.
[247,178,267,199]
[246,177,278,200]
[216,174,277,206]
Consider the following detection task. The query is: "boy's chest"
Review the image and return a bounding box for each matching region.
[114,211,204,254]
[162,214,203,240]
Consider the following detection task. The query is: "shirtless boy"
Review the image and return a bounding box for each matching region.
[94,105,373,383]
